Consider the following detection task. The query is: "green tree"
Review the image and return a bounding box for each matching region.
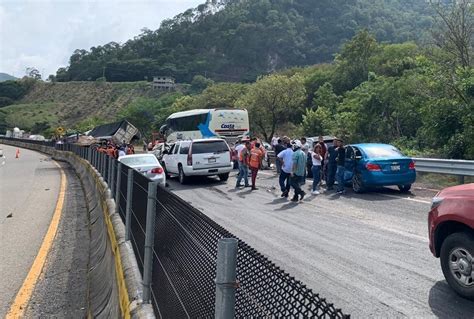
[332,30,379,94]
[190,75,215,93]
[430,0,473,68]
[118,93,183,136]
[236,74,305,141]
[301,107,333,136]
[193,82,248,109]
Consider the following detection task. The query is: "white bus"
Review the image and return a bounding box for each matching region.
[160,109,249,143]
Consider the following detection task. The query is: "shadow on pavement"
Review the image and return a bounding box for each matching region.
[428,280,474,318]
[273,201,300,211]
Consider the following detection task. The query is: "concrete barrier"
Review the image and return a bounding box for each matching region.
[0,140,154,319]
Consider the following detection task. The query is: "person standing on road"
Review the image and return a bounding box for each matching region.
[249,142,264,190]
[274,139,286,174]
[317,136,328,183]
[234,140,245,178]
[300,137,310,185]
[277,142,293,197]
[290,141,307,202]
[335,138,346,195]
[118,147,126,157]
[309,144,323,195]
[325,140,338,190]
[271,135,279,150]
[235,141,251,188]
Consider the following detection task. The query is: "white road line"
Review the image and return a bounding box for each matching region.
[377,194,431,204]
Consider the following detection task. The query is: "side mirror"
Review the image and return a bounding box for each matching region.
[163,150,169,155]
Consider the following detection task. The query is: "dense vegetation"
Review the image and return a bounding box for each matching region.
[119,27,471,159]
[53,0,433,83]
[3,0,472,160]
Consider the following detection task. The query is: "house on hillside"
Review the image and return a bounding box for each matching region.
[152,76,176,90]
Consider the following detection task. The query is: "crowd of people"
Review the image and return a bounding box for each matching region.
[97,141,135,158]
[234,135,347,202]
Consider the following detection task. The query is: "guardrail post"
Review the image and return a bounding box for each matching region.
[101,153,106,176]
[110,159,116,195]
[143,181,158,303]
[459,175,465,184]
[125,168,134,240]
[215,238,238,319]
[107,156,112,183]
[115,162,122,214]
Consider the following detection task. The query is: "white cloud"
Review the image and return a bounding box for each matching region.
[0,0,204,78]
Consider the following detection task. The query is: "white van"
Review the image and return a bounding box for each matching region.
[162,138,233,184]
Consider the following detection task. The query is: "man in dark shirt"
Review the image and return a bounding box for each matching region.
[335,138,346,194]
[325,141,338,190]
[274,139,285,174]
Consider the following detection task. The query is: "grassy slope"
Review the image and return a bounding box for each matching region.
[4,81,159,130]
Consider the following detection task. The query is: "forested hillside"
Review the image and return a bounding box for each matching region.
[54,0,433,83]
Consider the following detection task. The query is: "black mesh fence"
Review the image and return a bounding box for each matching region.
[1,138,349,318]
[129,170,149,274]
[151,188,348,318]
[117,163,129,223]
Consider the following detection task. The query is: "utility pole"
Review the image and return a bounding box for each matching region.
[102,66,106,80]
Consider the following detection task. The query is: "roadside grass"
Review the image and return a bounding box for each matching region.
[416,172,473,190]
[3,102,61,130]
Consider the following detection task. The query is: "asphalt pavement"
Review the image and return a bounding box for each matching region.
[0,145,88,317]
[167,169,474,318]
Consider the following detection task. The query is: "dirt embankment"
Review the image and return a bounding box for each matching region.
[4,81,161,129]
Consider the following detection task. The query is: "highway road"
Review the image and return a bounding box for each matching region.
[167,170,474,318]
[0,144,88,318]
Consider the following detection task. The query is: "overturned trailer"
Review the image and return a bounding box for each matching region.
[87,120,140,145]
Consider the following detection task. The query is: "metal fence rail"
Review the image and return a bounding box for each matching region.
[414,158,474,176]
[1,138,349,318]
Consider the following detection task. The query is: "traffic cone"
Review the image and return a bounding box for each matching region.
[15,149,20,159]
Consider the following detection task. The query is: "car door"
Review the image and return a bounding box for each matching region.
[344,146,356,182]
[164,143,177,173]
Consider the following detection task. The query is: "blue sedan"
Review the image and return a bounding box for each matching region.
[343,143,416,193]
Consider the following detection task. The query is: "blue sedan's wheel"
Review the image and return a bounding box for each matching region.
[398,184,411,193]
[352,173,365,193]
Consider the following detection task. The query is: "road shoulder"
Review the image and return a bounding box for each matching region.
[24,164,89,318]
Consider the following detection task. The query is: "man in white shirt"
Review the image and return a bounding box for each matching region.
[271,135,279,150]
[118,147,126,157]
[234,140,245,159]
[300,137,310,185]
[277,142,293,197]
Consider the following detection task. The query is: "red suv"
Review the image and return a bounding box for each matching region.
[428,183,474,300]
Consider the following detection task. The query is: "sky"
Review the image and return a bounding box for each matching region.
[0,0,204,79]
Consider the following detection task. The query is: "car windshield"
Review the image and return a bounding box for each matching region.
[120,156,158,166]
[192,141,229,154]
[362,145,404,158]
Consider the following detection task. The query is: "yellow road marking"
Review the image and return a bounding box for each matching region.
[5,161,66,319]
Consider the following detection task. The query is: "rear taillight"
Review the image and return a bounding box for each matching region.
[151,167,164,174]
[366,163,381,171]
[187,146,193,166]
[409,161,415,169]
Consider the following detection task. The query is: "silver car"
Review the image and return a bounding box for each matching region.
[118,154,166,186]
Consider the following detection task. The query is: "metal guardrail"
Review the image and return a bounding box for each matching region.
[414,158,474,176]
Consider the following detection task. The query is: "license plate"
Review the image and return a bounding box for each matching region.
[208,158,216,163]
[391,165,400,171]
